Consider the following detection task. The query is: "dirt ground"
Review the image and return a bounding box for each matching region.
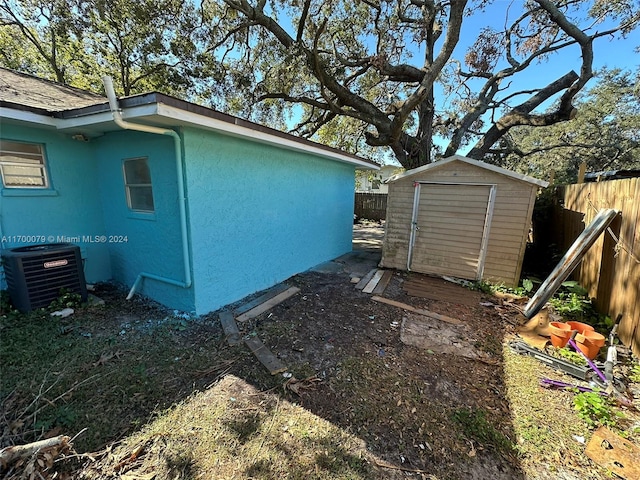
[3,222,637,479]
[240,222,522,478]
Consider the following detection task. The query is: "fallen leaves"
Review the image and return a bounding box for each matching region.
[92,351,123,368]
[284,375,322,396]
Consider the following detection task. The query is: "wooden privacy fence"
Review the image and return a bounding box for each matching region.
[355,193,387,221]
[552,178,640,356]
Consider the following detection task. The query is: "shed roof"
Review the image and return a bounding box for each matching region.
[388,155,549,187]
[0,67,379,170]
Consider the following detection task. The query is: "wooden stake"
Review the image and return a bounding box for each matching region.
[577,161,587,183]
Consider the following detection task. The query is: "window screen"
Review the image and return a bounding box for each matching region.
[0,140,49,188]
[123,157,154,212]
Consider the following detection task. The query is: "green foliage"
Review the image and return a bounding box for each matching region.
[34,404,77,431]
[573,392,622,428]
[451,408,515,454]
[629,364,640,383]
[0,289,17,315]
[0,0,211,96]
[522,278,534,293]
[470,278,537,296]
[48,289,83,311]
[553,347,587,366]
[502,68,640,183]
[470,280,494,294]
[558,281,589,296]
[548,281,596,320]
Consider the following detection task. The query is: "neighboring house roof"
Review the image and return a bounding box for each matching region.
[0,67,379,170]
[388,154,549,187]
[0,68,105,112]
[585,169,640,182]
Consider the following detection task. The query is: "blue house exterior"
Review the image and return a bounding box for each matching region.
[0,68,378,314]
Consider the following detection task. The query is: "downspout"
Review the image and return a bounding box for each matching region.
[101,76,192,299]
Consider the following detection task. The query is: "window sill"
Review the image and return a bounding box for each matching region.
[128,211,156,221]
[2,189,59,197]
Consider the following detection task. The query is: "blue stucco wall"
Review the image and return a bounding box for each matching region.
[0,123,111,284]
[94,130,195,312]
[183,127,355,315]
[2,122,356,315]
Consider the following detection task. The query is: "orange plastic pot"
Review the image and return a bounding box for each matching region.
[575,331,606,360]
[549,322,572,348]
[566,321,595,334]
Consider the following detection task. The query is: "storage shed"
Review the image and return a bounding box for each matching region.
[381,155,548,286]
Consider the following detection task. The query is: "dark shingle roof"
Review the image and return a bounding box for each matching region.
[0,67,106,112]
[0,67,379,169]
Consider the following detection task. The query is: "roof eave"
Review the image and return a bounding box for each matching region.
[7,91,379,171]
[388,155,548,187]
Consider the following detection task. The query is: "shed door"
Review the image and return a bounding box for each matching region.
[409,183,495,280]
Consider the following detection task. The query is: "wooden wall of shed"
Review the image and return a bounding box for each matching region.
[381,177,415,270]
[553,178,640,357]
[381,160,538,286]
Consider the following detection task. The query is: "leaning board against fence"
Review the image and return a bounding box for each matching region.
[558,178,640,356]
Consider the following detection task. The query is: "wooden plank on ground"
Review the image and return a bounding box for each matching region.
[219,311,242,346]
[403,287,478,306]
[355,269,377,290]
[585,426,640,479]
[244,336,287,375]
[234,283,290,315]
[372,270,394,295]
[362,270,385,294]
[371,296,463,325]
[403,275,480,306]
[236,287,301,322]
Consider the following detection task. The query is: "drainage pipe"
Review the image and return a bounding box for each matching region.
[101,76,192,299]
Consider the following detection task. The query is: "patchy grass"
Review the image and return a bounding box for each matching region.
[0,284,244,452]
[451,407,515,455]
[80,375,375,479]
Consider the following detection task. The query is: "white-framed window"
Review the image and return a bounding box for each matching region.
[123,157,155,212]
[0,140,49,188]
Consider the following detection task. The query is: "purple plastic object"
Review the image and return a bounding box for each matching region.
[540,378,607,396]
[567,337,607,384]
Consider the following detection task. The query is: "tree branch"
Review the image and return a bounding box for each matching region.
[467,70,579,158]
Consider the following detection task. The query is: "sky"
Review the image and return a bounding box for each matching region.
[456,1,639,88]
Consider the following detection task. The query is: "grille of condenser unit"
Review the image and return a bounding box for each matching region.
[1,243,87,312]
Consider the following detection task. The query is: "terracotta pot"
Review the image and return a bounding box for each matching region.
[575,330,606,360]
[549,322,572,348]
[566,321,595,334]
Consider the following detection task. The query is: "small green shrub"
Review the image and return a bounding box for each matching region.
[48,288,83,311]
[1,289,18,315]
[470,278,537,296]
[548,281,599,322]
[573,392,622,428]
[629,364,640,383]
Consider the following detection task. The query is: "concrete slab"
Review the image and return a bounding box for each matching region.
[309,261,345,274]
[310,223,384,276]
